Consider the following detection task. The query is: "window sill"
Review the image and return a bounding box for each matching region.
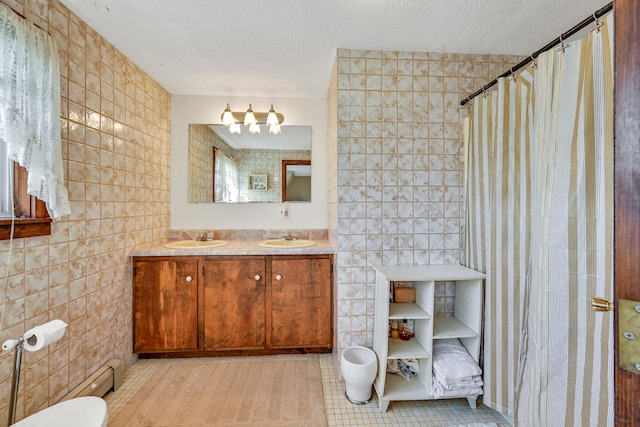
[0,218,52,240]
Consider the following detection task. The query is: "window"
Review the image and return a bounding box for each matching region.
[0,126,52,241]
[0,159,52,240]
[0,3,64,239]
[213,148,239,203]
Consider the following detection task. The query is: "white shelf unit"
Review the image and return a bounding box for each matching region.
[372,264,486,412]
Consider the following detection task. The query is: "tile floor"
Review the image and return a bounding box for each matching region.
[104,354,510,426]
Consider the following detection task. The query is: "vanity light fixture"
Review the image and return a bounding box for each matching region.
[220,103,284,135]
[269,124,281,135]
[229,123,241,134]
[266,105,279,126]
[221,104,235,126]
[244,104,257,126]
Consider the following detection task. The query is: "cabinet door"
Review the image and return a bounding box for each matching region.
[269,257,332,349]
[133,259,198,352]
[202,258,266,350]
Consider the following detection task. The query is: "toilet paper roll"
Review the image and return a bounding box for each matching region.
[23,320,68,352]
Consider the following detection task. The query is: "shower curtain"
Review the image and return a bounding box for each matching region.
[464,14,614,427]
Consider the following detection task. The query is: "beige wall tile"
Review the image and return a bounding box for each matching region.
[329,48,523,353]
[0,0,170,422]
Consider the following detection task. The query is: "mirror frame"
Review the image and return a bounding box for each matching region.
[282,159,311,202]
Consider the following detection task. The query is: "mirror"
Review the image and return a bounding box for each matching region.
[188,124,312,203]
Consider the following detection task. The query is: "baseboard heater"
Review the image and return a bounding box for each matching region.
[61,359,123,401]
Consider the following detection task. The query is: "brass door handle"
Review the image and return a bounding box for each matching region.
[592,296,614,312]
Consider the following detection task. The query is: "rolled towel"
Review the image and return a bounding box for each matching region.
[401,358,420,373]
[396,359,417,381]
[388,358,419,374]
[388,358,420,380]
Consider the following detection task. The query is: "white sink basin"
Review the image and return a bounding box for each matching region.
[164,240,229,249]
[258,239,316,248]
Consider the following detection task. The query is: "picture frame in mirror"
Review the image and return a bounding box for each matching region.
[249,174,267,191]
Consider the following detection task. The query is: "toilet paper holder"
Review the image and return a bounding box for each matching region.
[2,320,68,425]
[2,337,25,426]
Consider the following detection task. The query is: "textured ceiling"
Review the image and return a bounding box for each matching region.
[58,0,610,98]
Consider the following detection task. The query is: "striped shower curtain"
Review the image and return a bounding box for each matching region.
[464,13,614,427]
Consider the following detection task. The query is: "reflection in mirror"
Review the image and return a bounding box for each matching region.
[188,124,312,203]
[282,160,311,202]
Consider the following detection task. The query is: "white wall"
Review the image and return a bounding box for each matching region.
[171,95,328,230]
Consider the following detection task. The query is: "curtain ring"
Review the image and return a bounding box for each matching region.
[481,85,489,99]
[508,67,517,81]
[555,34,567,53]
[591,12,603,33]
[530,54,538,69]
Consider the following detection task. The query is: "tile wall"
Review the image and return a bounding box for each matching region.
[328,49,522,354]
[0,0,170,423]
[237,149,311,202]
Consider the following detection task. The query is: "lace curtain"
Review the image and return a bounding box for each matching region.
[0,3,70,219]
[214,151,238,203]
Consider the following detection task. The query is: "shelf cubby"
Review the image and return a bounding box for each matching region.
[372,264,486,412]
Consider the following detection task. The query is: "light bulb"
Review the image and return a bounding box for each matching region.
[244,104,257,126]
[229,123,241,134]
[249,123,261,134]
[221,103,235,126]
[269,124,281,135]
[266,104,279,126]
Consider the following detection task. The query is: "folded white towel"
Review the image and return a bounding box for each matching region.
[434,373,483,390]
[432,378,483,399]
[432,338,482,381]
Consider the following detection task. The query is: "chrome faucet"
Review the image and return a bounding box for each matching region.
[281,232,296,241]
[196,233,212,241]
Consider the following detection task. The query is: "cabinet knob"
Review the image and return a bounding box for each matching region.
[186,276,193,282]
[255,274,261,281]
[275,274,282,281]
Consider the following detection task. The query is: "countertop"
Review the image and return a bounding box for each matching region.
[129,239,335,256]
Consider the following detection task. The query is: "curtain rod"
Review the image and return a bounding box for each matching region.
[460,2,613,106]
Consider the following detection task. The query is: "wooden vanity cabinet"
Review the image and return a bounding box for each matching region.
[202,257,266,350]
[269,257,332,349]
[132,254,333,357]
[132,257,199,352]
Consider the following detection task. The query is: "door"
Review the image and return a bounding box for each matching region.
[202,258,266,350]
[269,257,332,349]
[614,0,640,423]
[132,258,199,352]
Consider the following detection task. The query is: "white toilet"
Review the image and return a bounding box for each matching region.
[11,396,108,427]
[340,346,378,404]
